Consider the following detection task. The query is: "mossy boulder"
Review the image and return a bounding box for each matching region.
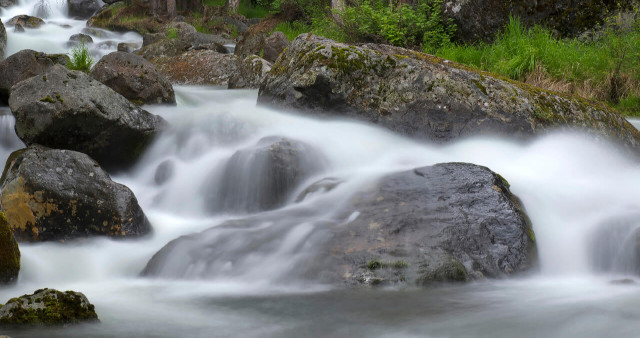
[0,49,69,104]
[6,15,44,29]
[228,55,272,89]
[258,34,640,154]
[0,289,98,326]
[0,145,152,242]
[90,51,176,105]
[149,50,239,86]
[8,64,167,172]
[0,19,6,60]
[0,212,19,284]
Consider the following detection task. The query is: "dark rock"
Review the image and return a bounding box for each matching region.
[0,288,98,326]
[117,42,137,53]
[0,19,5,60]
[8,64,166,171]
[69,33,93,44]
[234,30,267,59]
[258,34,640,153]
[68,0,101,19]
[0,212,19,284]
[6,15,45,29]
[143,32,164,47]
[262,31,289,63]
[228,55,272,89]
[246,18,261,26]
[140,38,190,59]
[443,0,636,43]
[144,163,537,286]
[81,27,114,39]
[0,145,152,241]
[90,51,175,105]
[295,177,343,203]
[150,49,239,86]
[0,49,70,104]
[204,136,326,213]
[13,24,24,33]
[224,16,248,34]
[154,159,174,185]
[0,0,16,7]
[102,0,120,3]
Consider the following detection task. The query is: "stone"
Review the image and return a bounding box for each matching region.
[0,19,5,60]
[6,15,45,29]
[0,212,19,284]
[69,33,93,44]
[0,145,152,242]
[67,0,102,19]
[228,55,272,89]
[150,50,239,86]
[0,289,98,326]
[262,31,289,63]
[8,64,166,171]
[90,51,175,105]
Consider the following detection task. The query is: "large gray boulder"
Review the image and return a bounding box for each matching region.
[8,64,166,171]
[258,34,640,154]
[150,50,239,86]
[67,0,101,19]
[262,31,289,63]
[6,15,44,29]
[0,145,152,242]
[144,163,537,287]
[0,19,5,60]
[0,49,70,104]
[0,288,98,326]
[0,211,19,284]
[228,55,272,89]
[90,51,175,105]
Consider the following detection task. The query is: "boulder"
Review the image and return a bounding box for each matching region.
[0,19,5,60]
[150,50,239,86]
[0,145,152,242]
[295,177,342,203]
[13,24,24,33]
[8,64,166,171]
[69,33,93,44]
[228,55,272,89]
[234,30,267,59]
[262,31,289,63]
[258,34,640,153]
[443,0,636,43]
[0,0,16,7]
[67,0,101,19]
[144,163,537,286]
[0,212,19,284]
[117,42,137,53]
[6,15,45,29]
[204,136,326,213]
[0,289,98,326]
[224,16,248,34]
[90,51,175,105]
[0,49,70,104]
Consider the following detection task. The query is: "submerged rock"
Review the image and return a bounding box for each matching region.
[0,49,70,104]
[145,162,537,286]
[259,34,640,153]
[90,51,176,105]
[228,55,272,89]
[6,15,45,29]
[69,33,93,44]
[205,136,326,213]
[0,288,98,326]
[0,145,152,242]
[9,64,166,171]
[0,212,19,284]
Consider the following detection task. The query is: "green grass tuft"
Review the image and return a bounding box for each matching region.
[67,42,94,73]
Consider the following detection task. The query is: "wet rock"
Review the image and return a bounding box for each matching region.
[0,19,5,60]
[69,33,93,44]
[0,288,98,326]
[154,159,174,185]
[90,51,175,105]
[8,64,166,171]
[205,136,326,213]
[0,145,152,241]
[96,40,119,49]
[151,50,239,86]
[117,42,138,53]
[228,55,272,89]
[13,24,24,33]
[140,38,190,59]
[295,177,343,203]
[0,49,70,104]
[67,0,101,19]
[224,16,248,34]
[81,27,113,39]
[0,0,16,7]
[259,34,640,153]
[6,15,45,29]
[234,30,267,59]
[0,212,19,284]
[263,31,289,63]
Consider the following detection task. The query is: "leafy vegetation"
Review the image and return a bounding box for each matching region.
[67,43,94,73]
[167,27,178,39]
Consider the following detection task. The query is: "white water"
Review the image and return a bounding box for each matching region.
[1,1,640,336]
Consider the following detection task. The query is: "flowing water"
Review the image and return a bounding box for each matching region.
[2,2,640,337]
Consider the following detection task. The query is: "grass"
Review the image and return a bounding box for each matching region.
[167,27,178,39]
[67,42,94,73]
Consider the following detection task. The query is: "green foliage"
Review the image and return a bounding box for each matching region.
[273,21,310,41]
[340,0,455,50]
[67,43,94,73]
[167,27,179,39]
[614,95,640,116]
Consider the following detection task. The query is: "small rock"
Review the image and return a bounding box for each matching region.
[69,33,93,44]
[0,288,98,326]
[6,15,45,29]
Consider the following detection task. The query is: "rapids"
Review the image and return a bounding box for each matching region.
[2,1,640,337]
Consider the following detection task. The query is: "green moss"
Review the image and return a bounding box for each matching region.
[39,96,55,103]
[0,211,20,284]
[496,173,510,189]
[472,79,488,96]
[420,258,468,284]
[366,260,383,270]
[366,259,409,270]
[55,94,63,103]
[0,289,98,326]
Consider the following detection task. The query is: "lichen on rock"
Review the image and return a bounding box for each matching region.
[0,289,98,326]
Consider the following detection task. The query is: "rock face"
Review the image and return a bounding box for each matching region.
[205,136,325,213]
[0,49,70,104]
[262,31,289,63]
[0,19,6,60]
[144,163,537,286]
[151,50,239,86]
[0,289,98,326]
[6,15,45,29]
[228,55,272,89]
[259,34,640,153]
[90,52,175,105]
[0,145,152,242]
[0,212,19,284]
[443,0,635,43]
[9,64,166,171]
[67,0,101,19]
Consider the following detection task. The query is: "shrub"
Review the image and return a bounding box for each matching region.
[67,43,94,73]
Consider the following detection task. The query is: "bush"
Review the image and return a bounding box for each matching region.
[67,43,94,73]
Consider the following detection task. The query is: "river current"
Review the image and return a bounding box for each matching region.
[2,1,640,337]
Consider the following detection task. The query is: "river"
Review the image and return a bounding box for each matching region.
[2,1,640,337]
